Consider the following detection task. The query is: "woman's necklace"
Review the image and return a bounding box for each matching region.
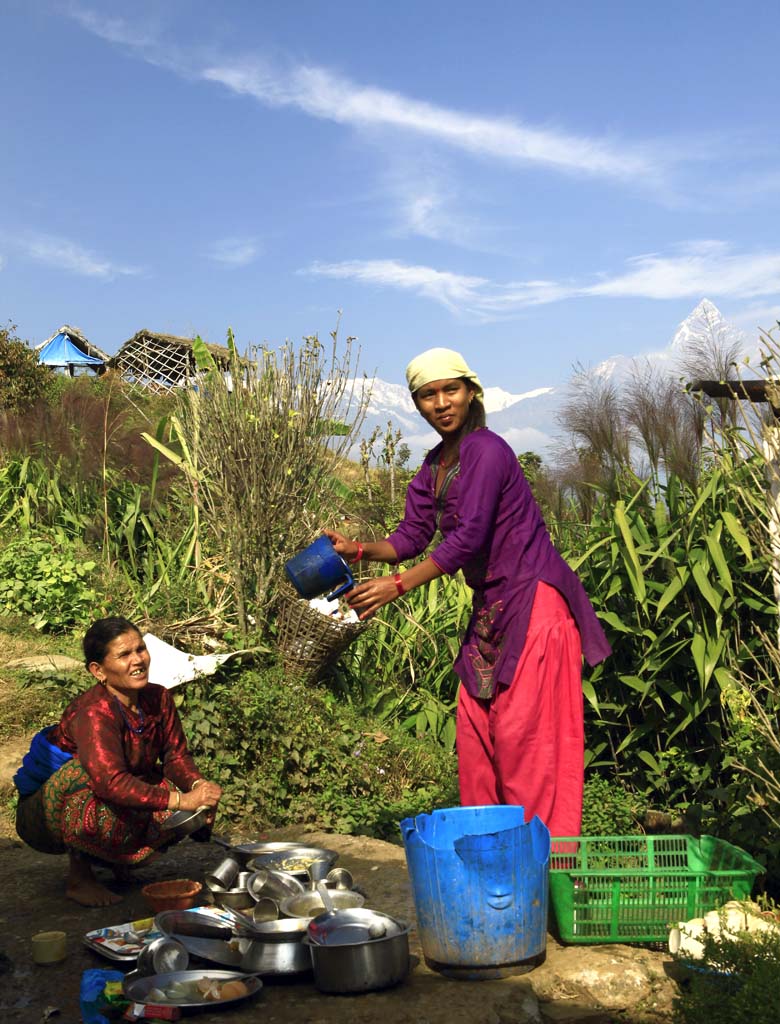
[113,695,146,735]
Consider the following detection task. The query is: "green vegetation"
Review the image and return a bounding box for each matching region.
[674,920,780,1024]
[1,323,780,885]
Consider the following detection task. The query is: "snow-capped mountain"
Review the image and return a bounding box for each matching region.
[668,298,747,356]
[349,375,561,463]
[349,300,750,466]
[594,298,748,384]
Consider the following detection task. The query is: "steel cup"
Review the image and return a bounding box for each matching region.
[204,854,241,891]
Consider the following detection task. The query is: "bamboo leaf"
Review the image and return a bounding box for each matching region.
[705,522,734,597]
[655,571,685,619]
[637,750,661,772]
[721,509,753,561]
[690,632,706,687]
[599,610,633,633]
[691,560,722,613]
[614,501,646,602]
[582,677,599,714]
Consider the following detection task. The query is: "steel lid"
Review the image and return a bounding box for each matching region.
[306,908,409,946]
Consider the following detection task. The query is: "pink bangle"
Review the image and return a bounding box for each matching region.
[393,573,405,596]
[348,542,364,564]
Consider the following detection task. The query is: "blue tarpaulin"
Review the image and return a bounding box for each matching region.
[37,332,104,367]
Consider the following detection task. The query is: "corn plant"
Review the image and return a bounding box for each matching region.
[561,452,776,814]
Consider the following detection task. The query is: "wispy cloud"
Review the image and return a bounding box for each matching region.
[206,237,259,267]
[586,241,780,301]
[308,241,780,321]
[308,259,490,316]
[68,5,667,185]
[18,233,141,279]
[67,6,161,50]
[202,61,662,183]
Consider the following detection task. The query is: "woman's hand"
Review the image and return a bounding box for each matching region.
[175,780,222,813]
[322,529,359,562]
[345,576,400,620]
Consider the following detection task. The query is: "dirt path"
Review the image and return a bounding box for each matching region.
[0,824,679,1024]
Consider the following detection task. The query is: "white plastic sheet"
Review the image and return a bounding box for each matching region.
[144,632,245,689]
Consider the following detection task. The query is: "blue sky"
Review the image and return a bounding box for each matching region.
[3,1,780,393]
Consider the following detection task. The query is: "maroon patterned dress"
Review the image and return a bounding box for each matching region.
[17,683,201,864]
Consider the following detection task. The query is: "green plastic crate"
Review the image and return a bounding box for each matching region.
[548,834,763,945]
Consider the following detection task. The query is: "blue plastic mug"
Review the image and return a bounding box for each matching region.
[284,535,355,602]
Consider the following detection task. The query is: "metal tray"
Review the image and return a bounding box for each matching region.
[123,968,262,1008]
[83,919,162,962]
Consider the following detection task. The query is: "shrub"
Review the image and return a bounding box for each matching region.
[674,924,780,1024]
[0,529,99,631]
[0,322,53,412]
[581,774,641,836]
[176,662,458,840]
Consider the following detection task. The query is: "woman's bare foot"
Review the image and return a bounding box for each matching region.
[66,853,123,907]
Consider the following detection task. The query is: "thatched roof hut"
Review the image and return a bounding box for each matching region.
[110,329,235,392]
[36,325,110,375]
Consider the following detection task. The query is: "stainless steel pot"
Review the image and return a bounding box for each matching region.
[239,918,311,976]
[303,909,411,993]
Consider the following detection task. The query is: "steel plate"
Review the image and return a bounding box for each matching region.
[123,968,262,1008]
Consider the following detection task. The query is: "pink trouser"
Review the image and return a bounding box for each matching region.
[456,581,584,837]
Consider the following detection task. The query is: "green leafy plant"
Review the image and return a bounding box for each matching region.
[581,774,641,836]
[0,530,99,631]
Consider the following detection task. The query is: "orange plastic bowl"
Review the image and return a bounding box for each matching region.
[141,878,203,913]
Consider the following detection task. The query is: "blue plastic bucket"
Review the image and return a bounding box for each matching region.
[400,805,549,977]
[284,535,354,602]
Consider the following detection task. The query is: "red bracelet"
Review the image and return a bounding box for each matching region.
[348,542,364,564]
[393,572,405,596]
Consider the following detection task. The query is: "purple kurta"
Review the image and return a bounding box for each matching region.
[385,429,611,698]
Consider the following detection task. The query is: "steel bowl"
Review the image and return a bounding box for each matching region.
[161,806,211,842]
[135,936,190,976]
[303,909,411,993]
[279,888,364,921]
[210,887,255,912]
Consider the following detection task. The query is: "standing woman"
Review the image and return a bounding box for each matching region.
[15,616,222,906]
[325,347,610,837]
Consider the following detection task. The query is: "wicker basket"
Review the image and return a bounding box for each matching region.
[277,582,368,682]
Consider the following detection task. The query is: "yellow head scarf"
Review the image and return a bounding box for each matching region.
[405,347,484,400]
